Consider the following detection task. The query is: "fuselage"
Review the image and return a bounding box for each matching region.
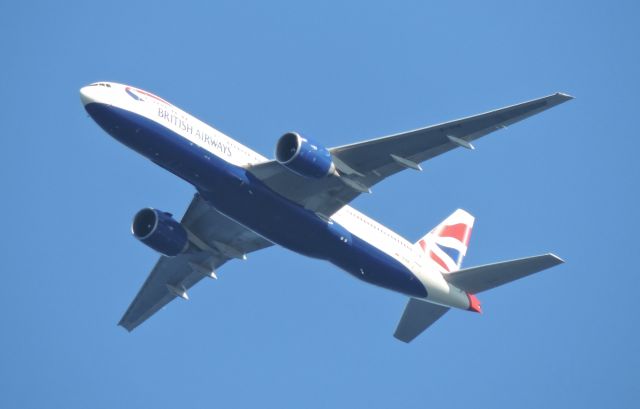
[80,82,471,310]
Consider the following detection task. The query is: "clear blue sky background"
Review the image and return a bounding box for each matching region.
[1,1,638,408]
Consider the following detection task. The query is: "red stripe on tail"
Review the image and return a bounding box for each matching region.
[430,251,450,272]
[439,223,468,243]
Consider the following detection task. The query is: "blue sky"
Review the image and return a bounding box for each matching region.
[1,1,638,407]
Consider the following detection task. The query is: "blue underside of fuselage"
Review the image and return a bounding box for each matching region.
[84,102,427,299]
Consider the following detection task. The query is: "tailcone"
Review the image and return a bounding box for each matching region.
[467,293,482,313]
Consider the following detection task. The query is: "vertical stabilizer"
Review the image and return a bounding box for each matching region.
[415,209,474,274]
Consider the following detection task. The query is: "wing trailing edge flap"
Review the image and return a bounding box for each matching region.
[443,253,564,294]
[394,298,450,343]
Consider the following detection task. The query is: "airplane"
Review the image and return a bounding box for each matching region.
[80,82,571,342]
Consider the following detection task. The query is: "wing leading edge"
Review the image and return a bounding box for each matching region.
[119,194,272,331]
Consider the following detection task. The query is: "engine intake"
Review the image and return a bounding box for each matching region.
[275,132,335,178]
[132,208,189,257]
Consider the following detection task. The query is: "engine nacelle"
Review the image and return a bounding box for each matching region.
[131,208,189,257]
[275,132,335,178]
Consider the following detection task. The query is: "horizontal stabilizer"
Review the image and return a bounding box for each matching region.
[444,253,564,294]
[394,298,449,343]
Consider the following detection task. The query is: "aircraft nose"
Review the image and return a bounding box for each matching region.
[79,85,97,106]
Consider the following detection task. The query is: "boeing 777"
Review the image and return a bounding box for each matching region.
[80,82,571,342]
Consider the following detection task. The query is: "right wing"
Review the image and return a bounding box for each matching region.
[249,93,573,216]
[443,253,564,294]
[119,193,273,331]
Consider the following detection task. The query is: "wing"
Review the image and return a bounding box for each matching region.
[248,93,573,216]
[118,193,273,331]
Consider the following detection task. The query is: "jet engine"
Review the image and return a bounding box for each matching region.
[131,208,189,257]
[275,132,336,178]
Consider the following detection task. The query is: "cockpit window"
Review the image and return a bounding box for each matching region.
[89,82,111,87]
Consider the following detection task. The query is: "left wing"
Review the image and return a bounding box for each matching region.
[119,193,272,331]
[248,93,573,216]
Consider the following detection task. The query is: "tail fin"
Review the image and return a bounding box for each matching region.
[415,209,475,274]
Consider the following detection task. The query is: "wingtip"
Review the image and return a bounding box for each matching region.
[555,92,575,101]
[393,332,412,343]
[547,253,566,264]
[118,321,134,333]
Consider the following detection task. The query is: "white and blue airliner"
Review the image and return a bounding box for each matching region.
[80,82,571,342]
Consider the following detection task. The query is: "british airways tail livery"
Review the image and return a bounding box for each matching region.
[80,82,570,342]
